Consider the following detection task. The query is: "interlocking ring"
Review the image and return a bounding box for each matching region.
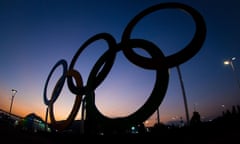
[43,59,67,105]
[67,33,117,94]
[121,2,206,69]
[43,2,206,133]
[85,39,169,129]
[48,69,83,131]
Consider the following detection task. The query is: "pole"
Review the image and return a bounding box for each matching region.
[80,97,85,134]
[45,107,48,132]
[230,61,240,89]
[176,65,190,125]
[9,89,17,114]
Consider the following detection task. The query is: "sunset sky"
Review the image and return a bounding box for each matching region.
[1,0,240,127]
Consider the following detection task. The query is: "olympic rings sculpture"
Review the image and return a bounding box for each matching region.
[43,2,206,133]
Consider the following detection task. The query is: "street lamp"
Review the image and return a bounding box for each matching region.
[224,57,240,89]
[9,89,17,114]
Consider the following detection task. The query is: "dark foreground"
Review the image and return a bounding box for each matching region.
[1,120,239,144]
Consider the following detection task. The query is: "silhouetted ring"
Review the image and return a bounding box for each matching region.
[85,39,169,129]
[87,48,117,91]
[67,33,117,94]
[43,59,67,105]
[121,2,206,69]
[49,69,83,131]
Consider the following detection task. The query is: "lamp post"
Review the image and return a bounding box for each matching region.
[224,57,240,89]
[9,89,17,114]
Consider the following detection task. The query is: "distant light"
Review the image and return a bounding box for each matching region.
[99,132,104,136]
[224,61,230,65]
[224,57,236,65]
[12,89,17,93]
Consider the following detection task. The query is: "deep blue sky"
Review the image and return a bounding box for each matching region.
[1,0,240,126]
